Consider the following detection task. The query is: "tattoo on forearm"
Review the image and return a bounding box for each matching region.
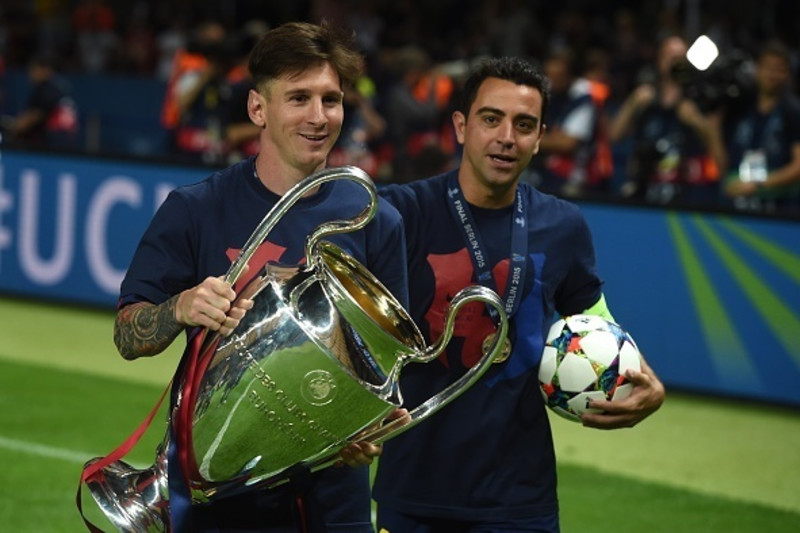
[114,295,184,359]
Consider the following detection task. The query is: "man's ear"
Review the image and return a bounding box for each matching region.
[452,110,466,145]
[533,123,547,155]
[248,89,267,127]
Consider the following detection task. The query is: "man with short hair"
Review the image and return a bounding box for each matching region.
[722,40,800,216]
[115,21,406,532]
[375,56,665,533]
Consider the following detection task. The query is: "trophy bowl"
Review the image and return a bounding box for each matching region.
[190,239,423,489]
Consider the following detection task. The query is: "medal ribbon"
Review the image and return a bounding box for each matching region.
[445,173,528,322]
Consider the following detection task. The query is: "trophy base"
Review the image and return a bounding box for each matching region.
[84,457,170,533]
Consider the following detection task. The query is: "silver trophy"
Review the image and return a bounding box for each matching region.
[82,166,509,532]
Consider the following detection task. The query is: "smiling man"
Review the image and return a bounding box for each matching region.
[114,21,407,533]
[375,57,665,533]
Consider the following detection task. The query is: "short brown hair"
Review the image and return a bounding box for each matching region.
[248,21,362,93]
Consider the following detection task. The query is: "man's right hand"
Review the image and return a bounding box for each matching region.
[176,276,254,336]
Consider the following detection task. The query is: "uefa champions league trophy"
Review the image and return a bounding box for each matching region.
[81,166,509,532]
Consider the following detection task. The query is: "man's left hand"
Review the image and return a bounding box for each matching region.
[580,356,665,430]
[336,408,411,467]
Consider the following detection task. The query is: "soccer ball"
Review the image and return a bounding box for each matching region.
[538,314,642,422]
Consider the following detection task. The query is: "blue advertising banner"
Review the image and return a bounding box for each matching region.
[1,149,798,406]
[581,204,800,407]
[0,150,209,306]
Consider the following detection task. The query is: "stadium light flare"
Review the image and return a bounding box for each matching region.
[686,35,719,71]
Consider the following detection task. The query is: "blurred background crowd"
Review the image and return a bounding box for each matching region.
[2,0,799,217]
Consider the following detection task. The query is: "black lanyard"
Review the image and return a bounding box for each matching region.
[446,174,528,322]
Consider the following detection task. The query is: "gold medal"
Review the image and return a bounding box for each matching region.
[483,332,512,363]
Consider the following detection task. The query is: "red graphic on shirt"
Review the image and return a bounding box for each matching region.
[226,241,305,292]
[425,248,510,368]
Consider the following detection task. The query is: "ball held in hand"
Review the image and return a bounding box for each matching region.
[538,315,642,422]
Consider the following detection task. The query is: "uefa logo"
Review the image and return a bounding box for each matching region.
[301,369,338,406]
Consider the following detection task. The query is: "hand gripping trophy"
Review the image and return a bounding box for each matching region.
[78,166,509,532]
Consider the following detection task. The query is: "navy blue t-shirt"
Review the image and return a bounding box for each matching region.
[121,157,407,308]
[374,170,602,521]
[119,156,408,531]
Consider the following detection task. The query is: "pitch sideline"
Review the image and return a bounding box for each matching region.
[0,434,98,465]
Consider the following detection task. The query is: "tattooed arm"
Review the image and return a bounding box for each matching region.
[114,276,254,360]
[114,297,184,360]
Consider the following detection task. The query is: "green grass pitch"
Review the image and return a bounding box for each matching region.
[1,297,799,532]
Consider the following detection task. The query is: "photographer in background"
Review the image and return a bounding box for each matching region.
[609,33,726,206]
[720,40,800,217]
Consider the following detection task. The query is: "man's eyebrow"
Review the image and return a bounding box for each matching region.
[283,87,343,98]
[475,106,539,125]
[475,106,505,116]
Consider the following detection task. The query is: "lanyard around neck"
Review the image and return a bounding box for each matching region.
[445,174,528,322]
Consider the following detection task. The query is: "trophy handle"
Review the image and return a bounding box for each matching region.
[255,284,508,489]
[224,165,377,286]
[357,285,509,445]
